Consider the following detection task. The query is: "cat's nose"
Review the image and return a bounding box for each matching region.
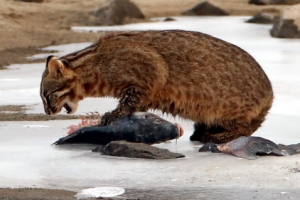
[44,107,51,115]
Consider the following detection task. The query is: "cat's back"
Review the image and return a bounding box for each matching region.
[97,30,272,95]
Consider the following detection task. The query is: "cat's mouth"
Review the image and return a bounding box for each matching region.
[63,103,73,114]
[62,101,78,114]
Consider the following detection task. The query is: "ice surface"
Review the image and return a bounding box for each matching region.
[1,16,300,194]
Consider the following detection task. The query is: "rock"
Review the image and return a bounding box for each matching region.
[246,12,277,24]
[164,17,176,22]
[93,141,185,159]
[14,0,43,2]
[285,0,300,4]
[182,1,228,16]
[248,0,285,5]
[249,0,268,5]
[249,0,300,5]
[89,0,145,25]
[270,4,300,38]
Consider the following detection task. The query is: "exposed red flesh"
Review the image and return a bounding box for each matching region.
[67,113,101,135]
[175,123,184,138]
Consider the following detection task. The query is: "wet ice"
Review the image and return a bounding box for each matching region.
[0,16,300,193]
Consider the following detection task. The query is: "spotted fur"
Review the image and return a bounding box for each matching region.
[40,30,273,143]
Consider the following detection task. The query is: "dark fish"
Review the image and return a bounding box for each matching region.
[199,136,300,160]
[54,112,184,145]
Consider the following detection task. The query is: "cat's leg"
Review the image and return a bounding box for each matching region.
[101,85,148,126]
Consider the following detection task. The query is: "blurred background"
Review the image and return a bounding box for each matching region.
[1,0,298,69]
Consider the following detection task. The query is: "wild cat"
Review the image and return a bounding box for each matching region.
[40,30,273,143]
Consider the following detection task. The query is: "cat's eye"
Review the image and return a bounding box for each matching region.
[45,95,51,104]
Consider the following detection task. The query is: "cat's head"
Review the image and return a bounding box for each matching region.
[40,56,79,115]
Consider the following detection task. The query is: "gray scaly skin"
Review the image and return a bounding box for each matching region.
[199,136,300,159]
[54,112,183,145]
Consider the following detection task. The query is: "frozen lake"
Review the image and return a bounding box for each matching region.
[0,16,300,199]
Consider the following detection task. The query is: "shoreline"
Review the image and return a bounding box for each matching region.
[0,0,286,69]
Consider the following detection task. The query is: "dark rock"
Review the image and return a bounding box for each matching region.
[270,0,293,4]
[246,12,277,24]
[249,0,300,5]
[89,0,145,26]
[93,141,185,159]
[164,17,176,22]
[249,0,268,5]
[271,18,300,38]
[285,0,300,4]
[279,0,300,4]
[14,0,43,2]
[270,5,300,38]
[182,1,228,16]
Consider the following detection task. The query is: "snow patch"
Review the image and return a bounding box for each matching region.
[75,187,125,199]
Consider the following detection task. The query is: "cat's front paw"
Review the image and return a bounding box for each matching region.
[100,112,120,126]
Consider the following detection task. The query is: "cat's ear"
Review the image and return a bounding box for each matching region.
[46,55,55,67]
[46,56,65,76]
